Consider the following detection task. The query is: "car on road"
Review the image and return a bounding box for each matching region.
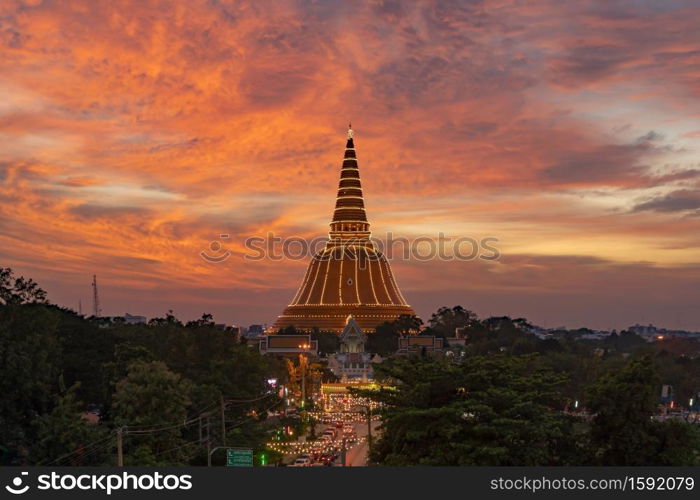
[320,452,339,465]
[289,455,311,467]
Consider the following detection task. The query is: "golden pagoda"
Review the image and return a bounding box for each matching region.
[272,126,416,333]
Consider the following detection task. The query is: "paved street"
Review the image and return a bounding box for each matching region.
[344,420,381,466]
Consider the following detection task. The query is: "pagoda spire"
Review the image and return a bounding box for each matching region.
[271,124,417,333]
[329,125,371,242]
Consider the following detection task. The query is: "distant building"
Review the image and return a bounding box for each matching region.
[660,384,674,405]
[327,317,381,381]
[123,313,147,324]
[445,326,469,348]
[259,334,318,357]
[95,313,147,327]
[628,324,700,343]
[397,335,444,356]
[246,324,265,338]
[578,331,611,341]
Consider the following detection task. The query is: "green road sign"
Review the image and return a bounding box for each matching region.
[226,448,253,467]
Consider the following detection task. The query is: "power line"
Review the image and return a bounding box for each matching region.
[123,393,277,434]
[63,437,117,466]
[44,435,117,467]
[125,417,201,435]
[41,393,280,466]
[150,440,201,460]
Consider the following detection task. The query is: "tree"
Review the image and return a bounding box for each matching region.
[311,328,340,354]
[587,356,700,465]
[587,356,658,465]
[112,361,192,465]
[367,321,401,356]
[358,354,578,465]
[0,267,47,305]
[395,314,423,336]
[0,303,60,461]
[31,383,108,465]
[185,313,215,328]
[653,419,700,465]
[147,310,183,327]
[56,308,116,410]
[426,306,479,338]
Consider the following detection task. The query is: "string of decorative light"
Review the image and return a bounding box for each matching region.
[266,436,365,456]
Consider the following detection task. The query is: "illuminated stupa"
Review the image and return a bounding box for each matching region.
[272,126,416,333]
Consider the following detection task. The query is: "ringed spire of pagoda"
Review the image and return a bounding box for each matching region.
[329,123,371,242]
[270,125,417,333]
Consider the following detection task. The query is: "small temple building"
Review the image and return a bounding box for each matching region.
[327,316,382,381]
[272,126,416,333]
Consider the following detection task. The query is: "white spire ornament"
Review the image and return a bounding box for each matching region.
[347,123,354,139]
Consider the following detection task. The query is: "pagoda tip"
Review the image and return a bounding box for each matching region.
[347,123,354,139]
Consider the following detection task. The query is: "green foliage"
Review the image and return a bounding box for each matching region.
[587,356,700,465]
[361,355,579,465]
[0,267,276,466]
[0,303,60,459]
[0,267,47,305]
[395,314,423,336]
[603,331,647,352]
[277,325,298,335]
[1,268,699,466]
[311,329,340,354]
[113,361,192,465]
[367,320,402,356]
[31,384,108,465]
[462,316,540,355]
[56,308,118,409]
[653,419,700,465]
[425,306,478,338]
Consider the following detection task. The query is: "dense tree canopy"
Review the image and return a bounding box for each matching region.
[0,269,275,465]
[1,267,698,466]
[359,355,581,465]
[424,306,478,338]
[587,356,700,465]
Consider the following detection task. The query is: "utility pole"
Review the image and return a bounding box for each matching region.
[366,406,372,453]
[116,427,123,467]
[220,395,227,447]
[92,274,101,317]
[301,354,306,409]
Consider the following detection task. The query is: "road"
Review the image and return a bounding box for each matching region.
[344,420,381,466]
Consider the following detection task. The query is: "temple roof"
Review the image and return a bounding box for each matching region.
[271,127,417,333]
[328,125,372,241]
[332,134,368,224]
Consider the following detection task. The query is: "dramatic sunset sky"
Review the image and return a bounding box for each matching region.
[1,0,699,330]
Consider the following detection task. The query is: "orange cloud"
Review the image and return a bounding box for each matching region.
[1,0,699,329]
